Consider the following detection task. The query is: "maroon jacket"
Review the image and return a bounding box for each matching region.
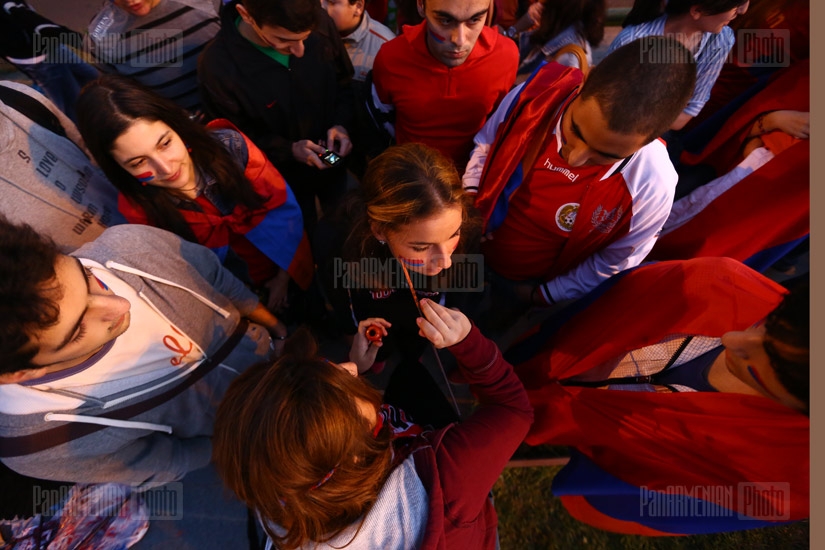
[414,325,533,548]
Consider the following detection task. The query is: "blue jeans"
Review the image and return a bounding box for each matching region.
[16,45,99,123]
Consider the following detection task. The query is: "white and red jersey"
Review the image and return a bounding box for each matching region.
[463,65,677,302]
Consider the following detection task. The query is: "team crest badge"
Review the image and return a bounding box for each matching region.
[555,203,579,232]
[591,205,623,234]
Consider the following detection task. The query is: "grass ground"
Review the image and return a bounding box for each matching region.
[493,466,809,550]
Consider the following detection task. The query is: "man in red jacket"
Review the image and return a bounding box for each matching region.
[369,0,518,172]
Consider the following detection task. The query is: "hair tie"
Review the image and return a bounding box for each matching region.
[309,466,338,491]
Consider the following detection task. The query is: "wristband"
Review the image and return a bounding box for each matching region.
[531,285,555,306]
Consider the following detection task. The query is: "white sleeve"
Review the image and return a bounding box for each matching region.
[462,82,526,193]
[539,141,677,303]
[663,146,773,233]
[369,82,396,139]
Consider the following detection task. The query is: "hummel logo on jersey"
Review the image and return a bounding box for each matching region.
[543,158,579,182]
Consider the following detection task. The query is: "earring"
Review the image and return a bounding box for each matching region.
[378,240,386,245]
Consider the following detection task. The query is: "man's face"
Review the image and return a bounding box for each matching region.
[114,0,161,17]
[236,4,312,57]
[29,256,131,372]
[253,23,312,57]
[559,96,649,167]
[322,0,363,35]
[721,322,807,412]
[417,0,489,68]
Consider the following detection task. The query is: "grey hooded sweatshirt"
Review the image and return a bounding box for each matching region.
[0,225,272,484]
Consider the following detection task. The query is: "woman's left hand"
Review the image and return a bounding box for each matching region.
[246,303,287,356]
[349,318,391,373]
[416,298,471,348]
[326,125,352,157]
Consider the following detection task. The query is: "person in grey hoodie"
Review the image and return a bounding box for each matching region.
[0,218,286,484]
[0,80,124,252]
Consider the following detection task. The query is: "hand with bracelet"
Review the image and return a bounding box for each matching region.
[751,110,809,140]
[499,2,543,39]
[246,302,288,355]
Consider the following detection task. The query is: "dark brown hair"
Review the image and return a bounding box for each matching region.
[764,280,809,413]
[76,75,264,243]
[241,0,319,31]
[623,0,748,27]
[580,36,697,140]
[0,216,62,374]
[213,328,394,549]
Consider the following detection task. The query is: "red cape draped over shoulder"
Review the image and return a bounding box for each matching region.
[517,258,809,522]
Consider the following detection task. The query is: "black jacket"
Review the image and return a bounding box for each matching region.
[198,2,354,187]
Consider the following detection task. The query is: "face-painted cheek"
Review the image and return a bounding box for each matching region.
[136,171,155,183]
[428,27,447,44]
[93,275,109,291]
[746,365,780,399]
[399,257,425,267]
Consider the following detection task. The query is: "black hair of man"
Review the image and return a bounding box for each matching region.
[765,280,809,413]
[623,0,749,27]
[0,216,62,375]
[241,0,319,33]
[579,36,697,141]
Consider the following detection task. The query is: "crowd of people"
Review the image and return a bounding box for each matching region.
[0,0,809,547]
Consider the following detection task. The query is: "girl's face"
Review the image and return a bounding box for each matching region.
[110,119,196,193]
[373,206,463,276]
[695,1,749,34]
[720,322,806,412]
[114,0,161,17]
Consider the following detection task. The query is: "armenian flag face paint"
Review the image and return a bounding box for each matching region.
[91,273,110,291]
[110,119,196,195]
[720,324,807,412]
[136,171,155,184]
[418,0,489,68]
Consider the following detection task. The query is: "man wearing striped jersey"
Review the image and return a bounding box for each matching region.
[86,0,219,113]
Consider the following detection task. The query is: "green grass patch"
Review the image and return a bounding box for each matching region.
[493,466,809,549]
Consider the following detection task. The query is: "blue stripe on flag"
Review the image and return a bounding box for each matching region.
[553,451,791,534]
[244,183,304,270]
